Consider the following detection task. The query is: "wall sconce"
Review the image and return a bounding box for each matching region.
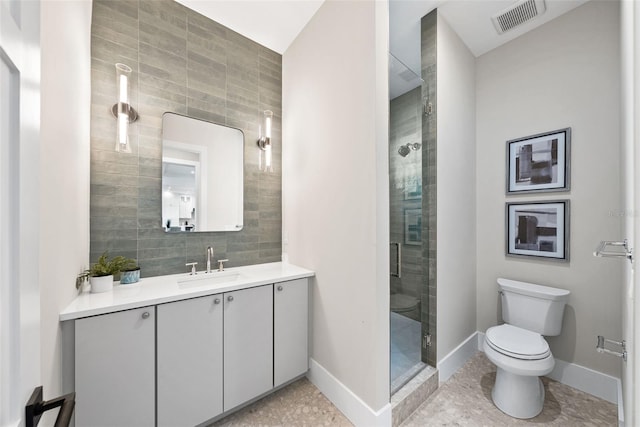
[257,110,273,172]
[111,63,138,153]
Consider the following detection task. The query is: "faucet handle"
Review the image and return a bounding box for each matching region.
[217,259,229,272]
[185,262,198,275]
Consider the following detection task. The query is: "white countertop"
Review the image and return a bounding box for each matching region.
[60,262,314,321]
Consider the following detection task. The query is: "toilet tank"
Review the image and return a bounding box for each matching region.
[498,278,570,336]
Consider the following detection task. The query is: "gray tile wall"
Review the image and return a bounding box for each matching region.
[90,0,282,277]
[389,87,423,323]
[421,10,437,367]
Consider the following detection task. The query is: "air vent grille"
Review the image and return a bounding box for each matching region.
[492,0,546,34]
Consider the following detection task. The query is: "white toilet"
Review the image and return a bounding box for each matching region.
[483,278,570,419]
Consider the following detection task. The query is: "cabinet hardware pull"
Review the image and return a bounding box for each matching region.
[214,298,221,304]
[141,312,150,319]
[227,296,234,302]
[277,285,283,291]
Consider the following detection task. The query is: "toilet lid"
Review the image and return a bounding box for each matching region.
[486,324,550,360]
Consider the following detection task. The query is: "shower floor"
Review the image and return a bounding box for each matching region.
[390,311,425,395]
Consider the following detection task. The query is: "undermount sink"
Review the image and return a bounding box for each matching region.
[178,271,243,288]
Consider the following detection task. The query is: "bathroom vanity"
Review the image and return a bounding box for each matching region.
[60,262,314,426]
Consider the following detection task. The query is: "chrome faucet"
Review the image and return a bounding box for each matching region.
[206,246,214,273]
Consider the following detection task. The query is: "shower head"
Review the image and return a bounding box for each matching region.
[398,145,411,157]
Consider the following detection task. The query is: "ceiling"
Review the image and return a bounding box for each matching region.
[389,0,589,77]
[176,0,324,54]
[176,0,589,98]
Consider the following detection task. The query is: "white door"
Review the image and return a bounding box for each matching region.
[223,285,273,411]
[0,1,41,426]
[157,295,224,426]
[621,1,639,425]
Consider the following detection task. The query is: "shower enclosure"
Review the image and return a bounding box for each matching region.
[388,53,428,395]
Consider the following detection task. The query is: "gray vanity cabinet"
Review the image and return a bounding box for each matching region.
[72,277,309,425]
[274,278,309,387]
[75,306,155,427]
[223,284,274,411]
[157,294,223,426]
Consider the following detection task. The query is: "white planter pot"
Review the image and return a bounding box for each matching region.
[90,275,114,293]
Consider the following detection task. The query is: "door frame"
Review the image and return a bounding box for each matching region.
[0,1,41,425]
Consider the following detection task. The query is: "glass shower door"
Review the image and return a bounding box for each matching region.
[389,53,426,395]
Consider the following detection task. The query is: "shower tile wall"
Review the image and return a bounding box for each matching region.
[90,0,282,276]
[389,87,423,322]
[421,10,437,367]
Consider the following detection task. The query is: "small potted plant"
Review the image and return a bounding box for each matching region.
[76,252,137,293]
[120,264,141,285]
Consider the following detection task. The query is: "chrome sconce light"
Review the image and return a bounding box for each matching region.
[112,63,138,153]
[257,110,273,172]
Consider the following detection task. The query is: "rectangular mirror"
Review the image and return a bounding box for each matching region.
[162,113,244,232]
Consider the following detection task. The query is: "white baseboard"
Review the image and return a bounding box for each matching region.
[617,377,624,427]
[307,358,392,427]
[547,358,619,404]
[436,332,479,383]
[476,331,620,405]
[308,332,622,426]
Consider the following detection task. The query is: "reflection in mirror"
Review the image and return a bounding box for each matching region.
[162,113,244,232]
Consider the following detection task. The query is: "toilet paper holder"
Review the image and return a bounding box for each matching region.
[593,239,633,263]
[596,335,627,361]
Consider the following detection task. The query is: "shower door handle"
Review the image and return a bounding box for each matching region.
[391,242,401,278]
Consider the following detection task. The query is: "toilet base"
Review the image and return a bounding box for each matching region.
[491,367,545,419]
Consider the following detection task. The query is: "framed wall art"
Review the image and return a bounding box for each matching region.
[506,200,569,261]
[404,208,422,245]
[506,128,571,194]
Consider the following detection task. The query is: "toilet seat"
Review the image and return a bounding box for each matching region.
[486,325,550,360]
[390,293,419,313]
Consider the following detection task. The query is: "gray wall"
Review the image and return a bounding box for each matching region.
[435,12,477,365]
[283,0,391,413]
[90,0,282,276]
[40,0,92,410]
[476,0,621,376]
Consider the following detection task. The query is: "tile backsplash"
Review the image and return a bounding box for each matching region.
[90,0,282,277]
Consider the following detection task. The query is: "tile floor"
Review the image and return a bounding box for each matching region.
[211,352,617,426]
[390,311,425,394]
[210,378,352,427]
[401,352,618,426]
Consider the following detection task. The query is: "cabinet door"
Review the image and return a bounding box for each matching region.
[224,285,273,411]
[157,294,223,426]
[75,306,155,427]
[274,278,309,387]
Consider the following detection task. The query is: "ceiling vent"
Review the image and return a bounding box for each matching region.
[492,0,546,35]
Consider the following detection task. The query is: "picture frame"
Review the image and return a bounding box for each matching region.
[404,208,422,245]
[404,178,422,200]
[506,128,571,194]
[506,200,569,261]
